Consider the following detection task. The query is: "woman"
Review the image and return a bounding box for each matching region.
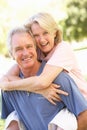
[1,12,87,130]
[5,12,87,98]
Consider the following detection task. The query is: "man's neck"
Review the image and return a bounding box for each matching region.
[21,61,41,78]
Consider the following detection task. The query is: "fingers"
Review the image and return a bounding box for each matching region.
[48,99,57,105]
[52,83,60,88]
[47,95,62,105]
[47,87,68,105]
[47,91,62,105]
[51,83,68,96]
[45,83,69,105]
[53,94,62,102]
[56,89,68,96]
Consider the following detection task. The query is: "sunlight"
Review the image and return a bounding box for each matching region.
[7,0,54,9]
[6,0,65,26]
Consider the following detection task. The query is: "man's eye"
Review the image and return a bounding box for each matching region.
[15,48,22,52]
[27,45,33,48]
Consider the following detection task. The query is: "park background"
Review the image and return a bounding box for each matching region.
[0,0,87,129]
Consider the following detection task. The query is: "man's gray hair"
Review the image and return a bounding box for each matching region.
[7,26,33,56]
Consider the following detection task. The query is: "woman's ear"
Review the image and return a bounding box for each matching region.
[54,31,57,37]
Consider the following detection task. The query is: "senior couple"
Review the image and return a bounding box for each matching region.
[1,12,87,130]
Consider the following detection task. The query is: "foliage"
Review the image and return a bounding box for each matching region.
[59,0,87,41]
[0,0,11,56]
[0,0,87,56]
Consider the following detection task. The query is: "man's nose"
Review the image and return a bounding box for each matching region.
[23,48,29,55]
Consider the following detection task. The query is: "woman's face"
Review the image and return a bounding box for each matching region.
[31,22,56,55]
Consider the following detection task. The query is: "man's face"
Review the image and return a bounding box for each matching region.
[31,23,56,55]
[11,32,37,70]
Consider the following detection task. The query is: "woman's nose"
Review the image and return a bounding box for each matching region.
[39,35,45,42]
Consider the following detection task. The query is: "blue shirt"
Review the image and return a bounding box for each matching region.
[1,61,87,130]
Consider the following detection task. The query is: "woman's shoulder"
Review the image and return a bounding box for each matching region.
[56,41,72,50]
[59,41,71,46]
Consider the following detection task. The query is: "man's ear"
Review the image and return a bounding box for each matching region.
[12,57,15,60]
[9,52,15,60]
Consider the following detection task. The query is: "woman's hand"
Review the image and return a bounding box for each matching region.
[35,83,68,105]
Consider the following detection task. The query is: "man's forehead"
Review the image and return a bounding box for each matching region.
[11,32,35,46]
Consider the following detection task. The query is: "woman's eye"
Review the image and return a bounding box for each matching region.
[33,35,39,38]
[44,32,48,35]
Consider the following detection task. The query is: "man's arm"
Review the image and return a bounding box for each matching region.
[1,91,14,119]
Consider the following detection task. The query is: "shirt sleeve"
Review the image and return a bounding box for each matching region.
[1,91,14,119]
[47,42,78,72]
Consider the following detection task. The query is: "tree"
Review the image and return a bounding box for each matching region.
[0,0,10,55]
[59,0,87,41]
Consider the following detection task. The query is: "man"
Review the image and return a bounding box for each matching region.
[1,26,87,130]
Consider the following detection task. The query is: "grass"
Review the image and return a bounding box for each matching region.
[0,119,5,130]
[85,75,87,81]
[0,91,5,130]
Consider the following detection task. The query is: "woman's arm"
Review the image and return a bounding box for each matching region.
[5,64,21,81]
[0,77,68,105]
[2,42,76,91]
[36,83,68,105]
[0,63,69,105]
[1,64,63,91]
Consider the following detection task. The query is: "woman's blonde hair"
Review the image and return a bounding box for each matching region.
[24,12,62,45]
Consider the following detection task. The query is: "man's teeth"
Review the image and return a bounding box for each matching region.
[23,57,32,61]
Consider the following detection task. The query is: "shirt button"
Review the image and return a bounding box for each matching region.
[27,92,30,96]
